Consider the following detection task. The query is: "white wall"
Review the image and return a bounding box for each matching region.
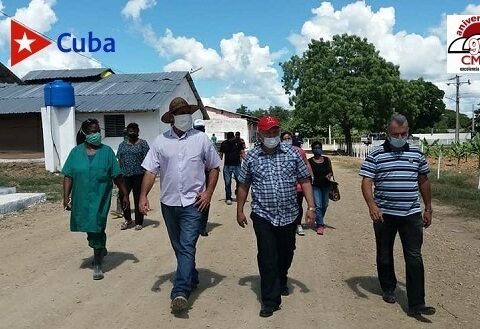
[205,109,252,148]
[76,111,160,153]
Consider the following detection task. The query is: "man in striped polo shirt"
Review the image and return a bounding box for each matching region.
[359,114,436,317]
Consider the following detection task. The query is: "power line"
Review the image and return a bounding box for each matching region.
[0,9,126,74]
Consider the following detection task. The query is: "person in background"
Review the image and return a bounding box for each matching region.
[117,122,150,231]
[237,116,316,318]
[193,119,211,237]
[139,97,221,313]
[63,118,129,280]
[219,131,245,205]
[111,128,129,218]
[359,113,435,317]
[235,131,247,150]
[281,131,312,236]
[211,133,217,145]
[308,141,334,235]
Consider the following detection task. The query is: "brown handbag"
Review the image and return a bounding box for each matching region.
[329,181,340,201]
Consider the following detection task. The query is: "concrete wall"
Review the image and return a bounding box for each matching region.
[204,109,254,149]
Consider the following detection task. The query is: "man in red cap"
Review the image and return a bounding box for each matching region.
[236,115,316,317]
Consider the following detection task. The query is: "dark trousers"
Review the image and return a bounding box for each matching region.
[295,191,304,226]
[251,212,296,308]
[121,174,144,225]
[87,231,106,249]
[373,212,425,307]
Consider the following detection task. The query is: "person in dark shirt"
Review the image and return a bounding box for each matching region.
[308,141,334,235]
[219,131,245,205]
[235,131,247,150]
[116,122,150,231]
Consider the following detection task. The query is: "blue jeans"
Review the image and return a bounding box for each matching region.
[313,186,330,226]
[160,203,202,299]
[223,165,240,200]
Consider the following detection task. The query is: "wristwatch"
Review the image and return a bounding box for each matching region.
[307,207,316,212]
[424,208,433,213]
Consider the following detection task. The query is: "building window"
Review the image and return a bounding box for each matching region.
[104,115,125,137]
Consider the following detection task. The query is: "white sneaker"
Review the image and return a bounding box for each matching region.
[296,225,305,236]
[226,199,233,205]
[171,295,188,313]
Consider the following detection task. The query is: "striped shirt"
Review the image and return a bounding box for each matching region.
[359,142,430,217]
[238,143,310,226]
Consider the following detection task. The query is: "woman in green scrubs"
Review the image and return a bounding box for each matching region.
[62,119,129,280]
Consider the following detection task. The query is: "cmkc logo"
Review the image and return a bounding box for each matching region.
[10,19,115,66]
[447,15,480,73]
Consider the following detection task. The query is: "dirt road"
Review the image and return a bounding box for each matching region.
[0,160,479,329]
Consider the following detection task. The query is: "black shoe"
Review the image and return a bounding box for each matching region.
[281,286,289,296]
[259,305,280,318]
[382,291,396,304]
[92,248,104,280]
[408,305,436,316]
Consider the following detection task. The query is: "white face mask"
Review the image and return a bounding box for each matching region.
[263,136,281,149]
[173,114,193,132]
[282,139,293,145]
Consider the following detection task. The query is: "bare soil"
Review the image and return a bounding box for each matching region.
[0,161,479,329]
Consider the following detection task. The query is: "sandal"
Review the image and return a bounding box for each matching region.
[120,220,133,230]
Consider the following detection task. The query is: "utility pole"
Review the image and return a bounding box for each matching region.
[447,75,471,142]
[473,104,475,134]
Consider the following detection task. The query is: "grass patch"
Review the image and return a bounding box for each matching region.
[0,163,63,202]
[431,171,480,217]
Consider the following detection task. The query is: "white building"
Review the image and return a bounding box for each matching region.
[413,132,472,145]
[204,106,259,149]
[0,68,208,154]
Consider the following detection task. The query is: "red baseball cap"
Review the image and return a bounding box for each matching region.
[258,116,280,131]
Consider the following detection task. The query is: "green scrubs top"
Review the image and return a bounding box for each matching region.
[62,143,121,233]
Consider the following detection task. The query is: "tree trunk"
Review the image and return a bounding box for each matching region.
[344,128,353,156]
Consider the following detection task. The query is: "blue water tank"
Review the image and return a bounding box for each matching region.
[44,80,75,107]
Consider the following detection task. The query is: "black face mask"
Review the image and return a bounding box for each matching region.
[128,133,139,139]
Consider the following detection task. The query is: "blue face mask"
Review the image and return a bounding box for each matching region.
[313,149,322,156]
[389,136,407,149]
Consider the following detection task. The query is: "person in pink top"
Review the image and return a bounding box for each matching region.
[281,132,312,236]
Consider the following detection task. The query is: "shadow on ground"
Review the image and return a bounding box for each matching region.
[238,275,310,304]
[80,251,139,273]
[151,268,226,318]
[345,276,432,323]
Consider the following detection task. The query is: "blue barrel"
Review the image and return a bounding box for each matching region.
[44,80,75,107]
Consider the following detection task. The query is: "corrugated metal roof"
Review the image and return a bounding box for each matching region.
[0,71,207,118]
[21,68,112,83]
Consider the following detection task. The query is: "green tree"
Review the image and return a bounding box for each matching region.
[396,79,445,132]
[235,104,249,115]
[433,109,471,132]
[281,34,400,154]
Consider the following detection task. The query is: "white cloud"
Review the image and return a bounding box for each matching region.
[0,0,100,77]
[288,1,480,114]
[121,0,156,20]
[288,1,446,80]
[139,26,289,110]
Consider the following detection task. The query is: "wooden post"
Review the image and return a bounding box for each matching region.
[437,151,442,180]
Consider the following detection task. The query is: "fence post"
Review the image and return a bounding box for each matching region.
[437,151,442,180]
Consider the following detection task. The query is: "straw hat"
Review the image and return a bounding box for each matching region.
[161,97,200,123]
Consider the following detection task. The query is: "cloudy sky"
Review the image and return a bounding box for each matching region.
[0,0,479,115]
